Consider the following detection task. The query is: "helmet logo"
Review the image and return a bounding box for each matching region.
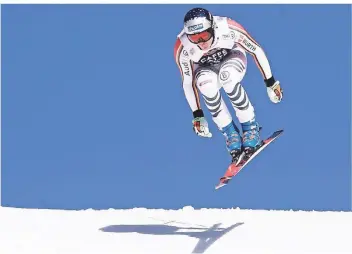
[188,23,204,32]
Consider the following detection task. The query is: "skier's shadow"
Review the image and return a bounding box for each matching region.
[99,221,244,253]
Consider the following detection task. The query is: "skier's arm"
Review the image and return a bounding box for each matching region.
[174,39,212,137]
[227,18,275,86]
[227,18,283,103]
[174,38,203,118]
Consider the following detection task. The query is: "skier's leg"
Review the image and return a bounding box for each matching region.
[194,66,242,156]
[218,50,262,153]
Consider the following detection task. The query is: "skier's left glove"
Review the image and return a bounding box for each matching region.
[265,76,283,104]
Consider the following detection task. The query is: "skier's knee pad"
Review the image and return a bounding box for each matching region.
[218,50,247,87]
[218,61,246,87]
[194,69,219,95]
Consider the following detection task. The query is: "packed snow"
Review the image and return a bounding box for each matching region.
[0,206,351,254]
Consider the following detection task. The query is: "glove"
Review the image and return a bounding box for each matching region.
[265,77,283,104]
[192,117,212,138]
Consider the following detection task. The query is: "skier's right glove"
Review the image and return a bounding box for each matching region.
[192,117,212,138]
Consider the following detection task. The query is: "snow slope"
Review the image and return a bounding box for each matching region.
[0,206,351,254]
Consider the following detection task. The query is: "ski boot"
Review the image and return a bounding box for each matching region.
[241,118,263,158]
[221,121,243,164]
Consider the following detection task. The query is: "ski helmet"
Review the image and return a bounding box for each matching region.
[183,7,214,44]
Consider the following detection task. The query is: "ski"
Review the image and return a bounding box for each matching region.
[215,129,284,190]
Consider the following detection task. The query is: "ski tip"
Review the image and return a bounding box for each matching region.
[215,184,224,190]
[215,177,231,190]
[271,129,284,137]
[215,182,223,190]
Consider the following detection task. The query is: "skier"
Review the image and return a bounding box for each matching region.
[174,7,283,163]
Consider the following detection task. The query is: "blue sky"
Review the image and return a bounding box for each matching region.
[2,4,351,211]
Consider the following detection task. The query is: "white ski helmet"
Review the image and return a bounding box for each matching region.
[183,7,215,44]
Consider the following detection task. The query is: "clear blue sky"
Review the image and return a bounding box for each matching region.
[2,4,351,211]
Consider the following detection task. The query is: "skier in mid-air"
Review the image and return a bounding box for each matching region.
[174,7,283,163]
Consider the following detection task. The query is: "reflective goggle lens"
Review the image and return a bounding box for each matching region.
[187,30,212,43]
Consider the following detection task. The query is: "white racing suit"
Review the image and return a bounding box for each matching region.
[174,16,276,132]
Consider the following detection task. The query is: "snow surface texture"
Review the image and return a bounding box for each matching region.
[0,206,351,254]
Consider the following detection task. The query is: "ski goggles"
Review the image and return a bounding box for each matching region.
[187,29,213,44]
